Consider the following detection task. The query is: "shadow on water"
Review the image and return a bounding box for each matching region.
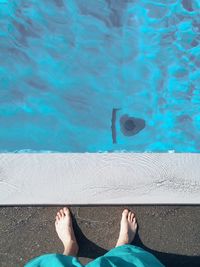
[72,218,200,267]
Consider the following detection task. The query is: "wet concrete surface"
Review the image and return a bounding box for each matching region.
[0,206,200,267]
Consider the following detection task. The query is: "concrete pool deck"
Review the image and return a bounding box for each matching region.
[0,206,200,267]
[1,153,200,204]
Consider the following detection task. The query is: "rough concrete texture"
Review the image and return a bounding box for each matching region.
[1,154,200,205]
[0,206,200,267]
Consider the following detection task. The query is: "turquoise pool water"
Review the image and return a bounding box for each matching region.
[0,0,200,152]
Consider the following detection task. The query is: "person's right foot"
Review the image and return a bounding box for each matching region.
[116,209,137,247]
[55,207,79,256]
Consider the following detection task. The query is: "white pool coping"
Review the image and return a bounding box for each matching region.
[0,153,200,205]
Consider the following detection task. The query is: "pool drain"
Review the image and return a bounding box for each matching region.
[120,115,145,136]
[111,109,146,144]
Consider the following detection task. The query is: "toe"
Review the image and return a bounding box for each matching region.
[63,207,70,216]
[60,209,64,217]
[133,217,137,227]
[57,212,61,219]
[128,211,132,221]
[122,209,129,218]
[131,213,135,222]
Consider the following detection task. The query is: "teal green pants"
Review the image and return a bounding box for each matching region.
[25,244,165,267]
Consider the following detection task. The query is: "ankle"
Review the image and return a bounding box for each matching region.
[116,240,129,247]
[63,241,79,256]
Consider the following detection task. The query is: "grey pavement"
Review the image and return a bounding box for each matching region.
[0,206,200,267]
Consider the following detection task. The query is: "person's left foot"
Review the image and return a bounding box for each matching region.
[116,209,137,247]
[55,207,79,256]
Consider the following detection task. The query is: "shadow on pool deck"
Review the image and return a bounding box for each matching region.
[76,228,200,267]
[74,218,200,267]
[0,206,199,267]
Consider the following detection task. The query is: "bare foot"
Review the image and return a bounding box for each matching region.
[116,209,137,247]
[55,207,79,256]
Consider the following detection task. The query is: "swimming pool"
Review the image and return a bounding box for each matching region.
[0,0,200,152]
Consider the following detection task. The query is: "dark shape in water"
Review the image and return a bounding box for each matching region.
[120,115,145,136]
[182,0,193,12]
[54,0,64,7]
[111,108,121,144]
[124,119,135,131]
